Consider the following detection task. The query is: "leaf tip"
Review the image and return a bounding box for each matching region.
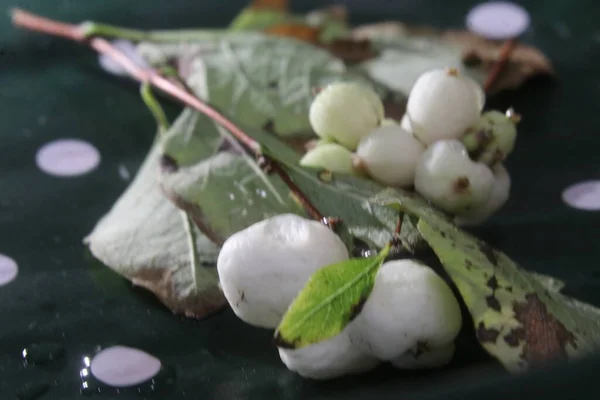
[272,331,297,349]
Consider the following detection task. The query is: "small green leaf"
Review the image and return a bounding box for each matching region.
[416,217,600,372]
[274,245,391,349]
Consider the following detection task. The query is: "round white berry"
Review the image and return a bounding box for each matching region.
[454,163,511,226]
[278,326,380,380]
[309,82,385,150]
[299,143,356,175]
[348,259,462,360]
[216,214,349,329]
[414,139,495,214]
[404,68,482,145]
[354,125,426,187]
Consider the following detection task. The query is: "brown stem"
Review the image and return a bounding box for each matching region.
[12,8,331,227]
[483,38,518,93]
[394,214,403,236]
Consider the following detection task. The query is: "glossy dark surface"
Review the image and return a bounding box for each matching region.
[1,0,600,399]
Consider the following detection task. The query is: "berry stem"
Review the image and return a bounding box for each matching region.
[483,38,518,93]
[12,8,332,228]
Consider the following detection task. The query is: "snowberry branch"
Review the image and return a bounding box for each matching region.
[11,8,329,225]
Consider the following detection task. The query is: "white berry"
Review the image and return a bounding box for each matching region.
[414,139,494,214]
[354,125,426,187]
[299,143,356,175]
[216,214,349,329]
[278,325,380,380]
[454,163,511,226]
[462,109,519,166]
[348,259,462,361]
[404,68,482,145]
[309,82,385,150]
[391,343,455,369]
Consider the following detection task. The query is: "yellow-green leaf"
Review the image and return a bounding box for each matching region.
[274,245,390,349]
[417,217,600,372]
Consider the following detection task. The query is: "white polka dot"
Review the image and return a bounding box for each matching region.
[99,40,149,77]
[36,139,100,177]
[90,346,162,387]
[0,254,18,286]
[466,2,531,40]
[562,181,600,211]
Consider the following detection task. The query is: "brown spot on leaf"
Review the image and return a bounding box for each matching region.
[486,295,502,312]
[465,259,473,271]
[477,322,500,343]
[503,328,525,347]
[505,286,513,293]
[487,276,500,291]
[321,38,379,64]
[478,242,499,266]
[513,293,578,365]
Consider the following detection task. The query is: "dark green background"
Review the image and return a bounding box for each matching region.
[1,0,600,399]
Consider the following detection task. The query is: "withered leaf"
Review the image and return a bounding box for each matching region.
[351,21,554,95]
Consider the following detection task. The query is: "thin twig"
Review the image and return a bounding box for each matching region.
[11,8,330,226]
[483,38,518,93]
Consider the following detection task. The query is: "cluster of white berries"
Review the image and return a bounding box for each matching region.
[217,214,463,380]
[301,68,520,226]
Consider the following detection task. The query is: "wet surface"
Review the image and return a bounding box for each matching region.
[1,0,600,399]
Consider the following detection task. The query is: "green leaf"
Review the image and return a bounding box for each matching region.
[159,108,408,251]
[158,116,304,246]
[136,34,400,138]
[274,245,391,349]
[84,133,226,319]
[416,217,600,372]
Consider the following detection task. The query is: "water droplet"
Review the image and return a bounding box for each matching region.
[228,193,235,201]
[15,380,51,400]
[118,164,131,181]
[36,139,100,177]
[562,180,600,210]
[256,189,267,198]
[22,342,66,367]
[0,253,18,286]
[80,346,175,396]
